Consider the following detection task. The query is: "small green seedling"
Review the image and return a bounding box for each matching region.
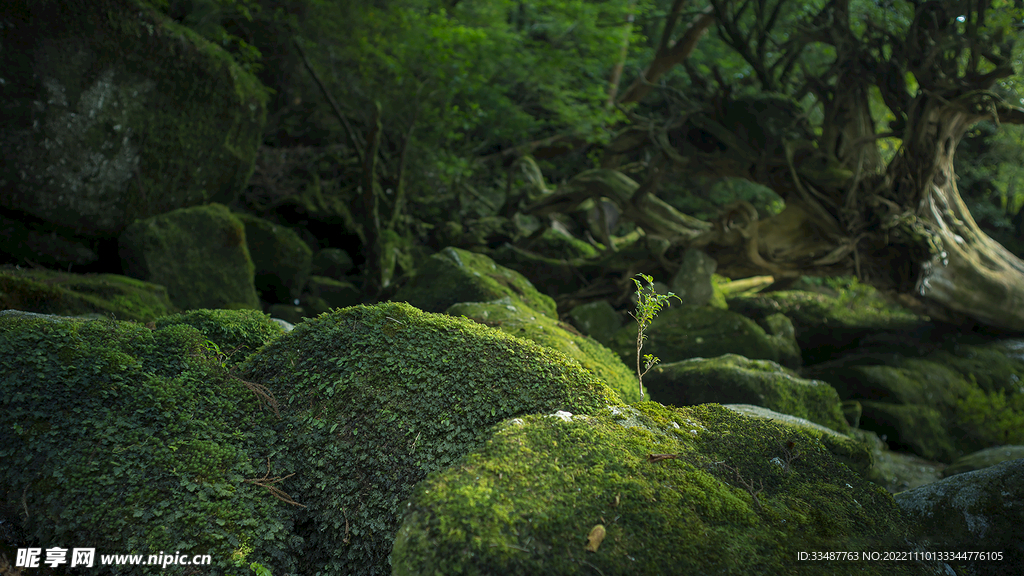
[628,273,681,400]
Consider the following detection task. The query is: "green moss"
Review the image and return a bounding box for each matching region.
[608,306,779,365]
[391,247,558,318]
[647,355,848,432]
[153,308,284,368]
[119,203,260,311]
[394,403,937,575]
[0,267,177,322]
[447,299,641,403]
[0,313,296,575]
[240,302,620,576]
[235,213,313,302]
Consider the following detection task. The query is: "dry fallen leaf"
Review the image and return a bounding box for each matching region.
[585,524,606,552]
[647,453,679,463]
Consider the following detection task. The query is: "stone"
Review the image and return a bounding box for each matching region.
[0,215,98,268]
[896,458,1024,575]
[393,403,951,575]
[118,203,260,311]
[647,354,848,433]
[448,297,643,403]
[608,305,780,365]
[310,248,354,280]
[240,302,619,575]
[943,445,1024,477]
[305,276,362,309]
[0,266,176,322]
[234,213,312,302]
[391,246,557,319]
[0,0,267,238]
[669,247,717,306]
[566,300,622,345]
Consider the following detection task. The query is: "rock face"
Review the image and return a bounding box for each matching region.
[119,203,261,310]
[393,403,950,576]
[240,302,620,576]
[896,458,1024,576]
[0,310,295,575]
[0,0,268,238]
[391,246,558,318]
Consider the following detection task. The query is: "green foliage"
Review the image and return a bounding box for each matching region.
[153,308,285,368]
[955,377,1024,446]
[628,273,680,399]
[0,315,298,575]
[239,302,619,575]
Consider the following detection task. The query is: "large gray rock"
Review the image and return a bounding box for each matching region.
[896,458,1024,576]
[0,0,267,238]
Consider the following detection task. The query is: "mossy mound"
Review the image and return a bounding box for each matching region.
[0,266,177,322]
[153,308,284,368]
[239,302,620,576]
[0,313,295,575]
[119,203,260,311]
[393,403,945,576]
[391,247,557,318]
[448,298,644,403]
[647,354,848,433]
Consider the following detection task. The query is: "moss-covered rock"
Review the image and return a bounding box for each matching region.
[393,403,947,576]
[859,401,958,462]
[608,306,780,366]
[391,247,557,318]
[305,276,362,309]
[119,203,260,311]
[726,278,929,365]
[448,298,642,403]
[239,302,620,576]
[942,445,1024,477]
[647,355,848,433]
[0,0,268,238]
[566,299,623,345]
[0,312,296,575]
[235,213,312,302]
[153,308,283,368]
[0,266,177,322]
[311,248,354,280]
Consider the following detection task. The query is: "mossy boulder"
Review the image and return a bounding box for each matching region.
[235,213,312,302]
[726,278,929,365]
[804,341,1024,463]
[647,354,848,433]
[119,203,260,311]
[393,402,947,576]
[311,248,354,280]
[566,299,623,346]
[448,298,643,403]
[0,312,296,575]
[943,445,1024,477]
[0,266,177,322]
[153,308,284,368]
[305,276,362,309]
[239,302,620,576]
[391,247,557,319]
[608,306,780,366]
[0,0,268,238]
